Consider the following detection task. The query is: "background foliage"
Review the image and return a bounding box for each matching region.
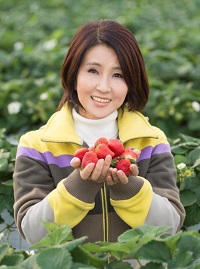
[0,0,200,264]
[1,0,200,138]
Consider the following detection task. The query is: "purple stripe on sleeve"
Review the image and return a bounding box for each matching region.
[17,146,73,168]
[137,143,171,162]
[137,146,153,161]
[152,143,170,154]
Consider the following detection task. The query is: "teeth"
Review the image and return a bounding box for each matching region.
[92,96,110,103]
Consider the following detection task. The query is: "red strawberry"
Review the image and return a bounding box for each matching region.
[120,147,141,163]
[116,159,131,176]
[88,146,95,151]
[74,148,89,160]
[94,137,108,147]
[95,143,115,159]
[81,151,99,169]
[108,138,124,157]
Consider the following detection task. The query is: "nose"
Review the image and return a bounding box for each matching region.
[96,77,111,93]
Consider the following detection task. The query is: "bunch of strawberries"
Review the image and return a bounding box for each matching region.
[74,137,141,176]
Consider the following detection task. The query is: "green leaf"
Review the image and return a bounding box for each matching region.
[0,244,9,263]
[1,180,13,187]
[0,159,8,172]
[20,254,38,269]
[30,235,53,249]
[10,147,17,160]
[71,246,105,268]
[41,220,61,233]
[180,189,197,206]
[47,225,73,245]
[185,176,200,193]
[168,251,193,268]
[171,146,188,155]
[0,254,24,266]
[192,158,200,168]
[160,231,182,254]
[137,241,171,262]
[36,247,72,269]
[174,155,187,165]
[180,134,200,144]
[0,129,6,137]
[188,147,200,166]
[61,236,88,252]
[102,240,139,260]
[177,234,200,260]
[184,204,200,226]
[31,222,73,249]
[107,260,133,269]
[118,225,171,242]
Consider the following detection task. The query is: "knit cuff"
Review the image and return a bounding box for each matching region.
[63,170,103,203]
[109,176,144,200]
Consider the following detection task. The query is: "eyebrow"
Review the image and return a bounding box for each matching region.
[86,62,122,70]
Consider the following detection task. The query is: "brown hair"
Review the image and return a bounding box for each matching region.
[59,19,149,112]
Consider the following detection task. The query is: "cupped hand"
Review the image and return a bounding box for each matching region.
[70,155,113,183]
[106,163,139,185]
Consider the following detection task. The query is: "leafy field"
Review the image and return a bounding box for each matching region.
[1,0,200,138]
[0,0,200,267]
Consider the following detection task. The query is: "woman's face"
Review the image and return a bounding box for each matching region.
[76,44,128,119]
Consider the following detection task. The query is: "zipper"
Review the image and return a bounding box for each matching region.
[101,184,109,242]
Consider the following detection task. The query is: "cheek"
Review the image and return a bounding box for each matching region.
[76,75,93,92]
[115,84,128,100]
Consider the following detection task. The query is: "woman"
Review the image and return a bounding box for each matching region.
[13,20,185,245]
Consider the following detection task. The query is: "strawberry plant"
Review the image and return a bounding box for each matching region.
[76,134,200,228]
[0,129,17,240]
[0,222,200,268]
[171,134,200,229]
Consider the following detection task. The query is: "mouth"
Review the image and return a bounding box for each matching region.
[91,96,111,103]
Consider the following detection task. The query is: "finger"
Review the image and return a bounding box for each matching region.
[110,168,120,184]
[98,155,112,179]
[80,163,95,180]
[106,175,114,186]
[117,170,129,184]
[90,159,104,180]
[130,164,139,176]
[70,157,81,168]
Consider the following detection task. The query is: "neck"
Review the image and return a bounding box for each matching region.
[72,109,118,146]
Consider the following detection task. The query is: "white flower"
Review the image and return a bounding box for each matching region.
[7,101,22,114]
[14,41,24,50]
[40,92,49,100]
[0,233,4,240]
[177,163,186,170]
[42,39,57,51]
[26,250,35,256]
[192,101,200,112]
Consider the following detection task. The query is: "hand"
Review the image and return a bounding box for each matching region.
[106,163,139,185]
[70,155,113,183]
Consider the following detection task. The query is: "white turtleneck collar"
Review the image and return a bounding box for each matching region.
[72,108,118,147]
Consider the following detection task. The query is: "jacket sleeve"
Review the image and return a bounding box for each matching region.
[142,131,185,231]
[13,153,55,242]
[13,134,101,244]
[109,131,185,233]
[109,176,153,227]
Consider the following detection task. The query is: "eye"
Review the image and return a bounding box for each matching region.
[114,73,123,78]
[88,68,98,74]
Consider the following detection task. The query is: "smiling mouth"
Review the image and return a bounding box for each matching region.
[91,96,111,103]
